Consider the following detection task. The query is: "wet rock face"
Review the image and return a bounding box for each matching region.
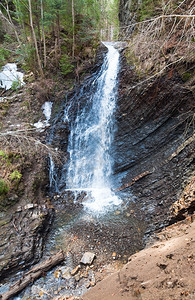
[119,0,137,26]
[118,0,140,37]
[170,178,195,223]
[48,44,108,192]
[113,55,194,232]
[0,204,54,280]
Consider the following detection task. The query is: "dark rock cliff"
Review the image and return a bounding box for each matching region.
[118,0,140,37]
[113,53,194,232]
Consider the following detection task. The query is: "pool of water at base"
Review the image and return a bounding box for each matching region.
[0,193,146,299]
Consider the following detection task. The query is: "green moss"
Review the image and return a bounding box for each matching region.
[0,48,10,68]
[0,150,21,166]
[0,179,9,196]
[59,54,74,76]
[138,0,161,21]
[0,150,8,160]
[21,101,30,109]
[11,79,22,90]
[10,170,22,182]
[182,72,192,82]
[0,102,10,116]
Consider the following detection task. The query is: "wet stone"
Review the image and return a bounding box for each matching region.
[71,265,80,276]
[61,267,72,280]
[90,280,96,287]
[0,204,54,280]
[80,252,95,265]
[74,273,80,282]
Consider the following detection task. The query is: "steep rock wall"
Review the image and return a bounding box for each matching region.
[119,0,138,26]
[113,54,194,232]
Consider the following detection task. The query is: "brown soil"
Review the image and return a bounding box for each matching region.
[81,216,195,300]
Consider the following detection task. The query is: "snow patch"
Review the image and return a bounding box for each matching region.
[0,63,24,90]
[34,101,53,130]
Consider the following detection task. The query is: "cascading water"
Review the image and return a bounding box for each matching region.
[66,43,121,212]
[0,44,145,299]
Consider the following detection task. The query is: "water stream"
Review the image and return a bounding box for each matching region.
[0,43,146,299]
[65,43,121,212]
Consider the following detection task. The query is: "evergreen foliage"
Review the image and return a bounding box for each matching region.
[0,48,10,68]
[0,0,119,77]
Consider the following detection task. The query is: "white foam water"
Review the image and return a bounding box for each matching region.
[66,43,121,212]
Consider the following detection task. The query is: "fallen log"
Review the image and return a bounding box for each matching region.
[0,250,65,300]
[114,170,152,192]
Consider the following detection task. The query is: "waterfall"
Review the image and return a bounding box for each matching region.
[66,43,121,212]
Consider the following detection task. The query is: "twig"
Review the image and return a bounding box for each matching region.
[128,57,184,92]
[0,129,62,163]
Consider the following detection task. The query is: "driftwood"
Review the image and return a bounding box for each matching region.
[114,170,152,192]
[0,250,65,300]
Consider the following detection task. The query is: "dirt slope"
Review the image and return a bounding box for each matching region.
[82,216,195,300]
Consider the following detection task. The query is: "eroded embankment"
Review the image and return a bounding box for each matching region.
[0,44,194,299]
[82,216,195,300]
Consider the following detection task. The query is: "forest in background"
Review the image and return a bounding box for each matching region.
[0,0,119,79]
[0,0,194,83]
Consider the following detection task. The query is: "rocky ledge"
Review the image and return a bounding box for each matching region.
[0,203,54,280]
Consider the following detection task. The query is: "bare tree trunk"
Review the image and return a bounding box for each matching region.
[28,0,44,78]
[72,0,75,58]
[40,0,47,67]
[56,13,61,56]
[0,3,21,46]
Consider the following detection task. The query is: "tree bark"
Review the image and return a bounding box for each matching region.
[28,0,44,78]
[40,0,47,67]
[72,0,75,58]
[0,250,65,300]
[0,5,21,46]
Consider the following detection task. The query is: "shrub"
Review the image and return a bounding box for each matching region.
[0,179,9,196]
[182,72,191,82]
[10,170,22,181]
[59,54,74,76]
[0,150,8,161]
[15,44,36,73]
[0,48,10,68]
[11,79,22,90]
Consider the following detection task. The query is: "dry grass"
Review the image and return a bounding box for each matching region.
[0,129,61,163]
[121,1,195,79]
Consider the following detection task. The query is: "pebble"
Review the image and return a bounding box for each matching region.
[74,273,80,282]
[54,269,61,279]
[71,265,80,276]
[80,252,95,265]
[61,267,71,280]
[167,281,173,288]
[90,280,96,287]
